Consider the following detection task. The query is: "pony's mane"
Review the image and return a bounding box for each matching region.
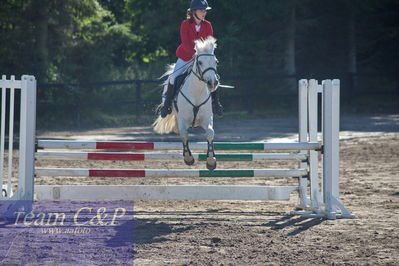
[195,36,217,54]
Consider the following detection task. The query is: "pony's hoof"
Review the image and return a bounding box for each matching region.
[184,156,195,166]
[206,158,217,171]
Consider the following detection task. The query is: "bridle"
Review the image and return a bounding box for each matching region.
[191,53,219,84]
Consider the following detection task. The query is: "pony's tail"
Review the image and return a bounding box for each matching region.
[152,111,179,134]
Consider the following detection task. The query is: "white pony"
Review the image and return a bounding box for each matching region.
[153,36,219,170]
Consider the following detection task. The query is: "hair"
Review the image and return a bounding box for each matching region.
[186,9,193,19]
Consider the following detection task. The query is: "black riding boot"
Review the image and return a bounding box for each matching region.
[160,82,175,118]
[211,90,223,117]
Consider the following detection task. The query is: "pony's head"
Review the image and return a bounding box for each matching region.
[194,36,219,91]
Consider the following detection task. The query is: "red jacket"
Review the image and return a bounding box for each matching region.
[176,18,213,61]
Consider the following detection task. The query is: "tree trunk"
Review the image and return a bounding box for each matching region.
[284,4,297,91]
[36,5,49,79]
[347,10,357,100]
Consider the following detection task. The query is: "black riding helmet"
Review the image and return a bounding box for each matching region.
[190,0,211,10]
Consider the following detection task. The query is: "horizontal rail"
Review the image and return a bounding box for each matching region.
[35,185,299,201]
[0,81,22,89]
[35,168,308,178]
[36,151,308,161]
[37,140,322,151]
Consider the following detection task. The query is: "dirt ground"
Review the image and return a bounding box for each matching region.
[35,114,399,265]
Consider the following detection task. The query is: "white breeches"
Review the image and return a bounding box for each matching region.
[168,58,192,85]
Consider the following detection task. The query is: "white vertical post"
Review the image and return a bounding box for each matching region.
[323,79,340,219]
[308,79,321,208]
[319,83,324,140]
[7,76,15,195]
[298,79,309,208]
[331,79,340,199]
[19,75,36,201]
[0,76,6,197]
[298,79,308,140]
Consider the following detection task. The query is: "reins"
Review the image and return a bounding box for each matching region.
[174,53,218,127]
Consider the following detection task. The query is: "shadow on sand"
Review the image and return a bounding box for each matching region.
[133,210,326,244]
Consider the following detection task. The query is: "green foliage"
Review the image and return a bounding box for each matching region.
[1,0,397,80]
[0,0,398,128]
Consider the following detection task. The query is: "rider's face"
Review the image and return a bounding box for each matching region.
[194,9,207,20]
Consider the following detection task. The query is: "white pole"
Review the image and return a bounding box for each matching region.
[331,79,341,199]
[7,77,15,195]
[19,75,36,201]
[319,83,324,139]
[323,79,340,219]
[308,79,322,208]
[35,185,299,201]
[0,76,6,197]
[297,79,310,209]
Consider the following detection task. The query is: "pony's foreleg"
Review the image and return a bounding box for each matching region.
[202,117,216,170]
[178,118,195,166]
[182,137,195,166]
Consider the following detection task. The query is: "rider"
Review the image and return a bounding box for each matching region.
[160,0,223,118]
